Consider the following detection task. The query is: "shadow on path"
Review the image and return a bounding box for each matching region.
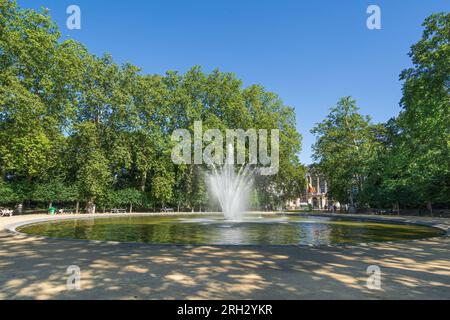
[0,231,449,299]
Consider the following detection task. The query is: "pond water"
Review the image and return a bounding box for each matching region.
[17,215,444,246]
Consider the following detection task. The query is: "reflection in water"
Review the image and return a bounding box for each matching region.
[215,224,245,244]
[17,215,444,246]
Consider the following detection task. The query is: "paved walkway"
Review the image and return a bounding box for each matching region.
[0,213,449,300]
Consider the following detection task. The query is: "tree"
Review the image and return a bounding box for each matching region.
[0,2,305,213]
[0,1,83,210]
[112,188,143,213]
[311,97,374,207]
[394,13,450,212]
[33,180,78,208]
[0,178,16,204]
[71,122,112,212]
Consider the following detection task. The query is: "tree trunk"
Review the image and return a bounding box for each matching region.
[75,201,79,214]
[48,201,53,209]
[140,172,147,192]
[349,192,354,208]
[426,201,433,217]
[86,200,96,214]
[129,203,133,213]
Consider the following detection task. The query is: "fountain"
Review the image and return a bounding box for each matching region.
[207,144,254,220]
[17,148,445,245]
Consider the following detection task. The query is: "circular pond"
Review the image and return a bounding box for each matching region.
[16,215,445,246]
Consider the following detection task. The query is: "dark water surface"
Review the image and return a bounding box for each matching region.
[17,215,444,245]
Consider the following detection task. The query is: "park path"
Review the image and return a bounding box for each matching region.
[0,213,449,299]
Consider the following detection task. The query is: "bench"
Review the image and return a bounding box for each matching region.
[111,208,127,214]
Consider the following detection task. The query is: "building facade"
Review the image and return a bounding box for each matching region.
[288,166,335,210]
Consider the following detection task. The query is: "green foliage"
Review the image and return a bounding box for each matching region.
[0,1,305,212]
[362,13,450,211]
[108,188,143,210]
[312,13,449,211]
[2,2,447,215]
[76,150,113,203]
[0,178,16,204]
[394,13,450,209]
[33,181,78,205]
[311,97,375,205]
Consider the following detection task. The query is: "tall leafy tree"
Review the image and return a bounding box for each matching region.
[311,97,374,207]
[0,2,306,213]
[394,13,450,212]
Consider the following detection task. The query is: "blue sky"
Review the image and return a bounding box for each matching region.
[18,0,450,163]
